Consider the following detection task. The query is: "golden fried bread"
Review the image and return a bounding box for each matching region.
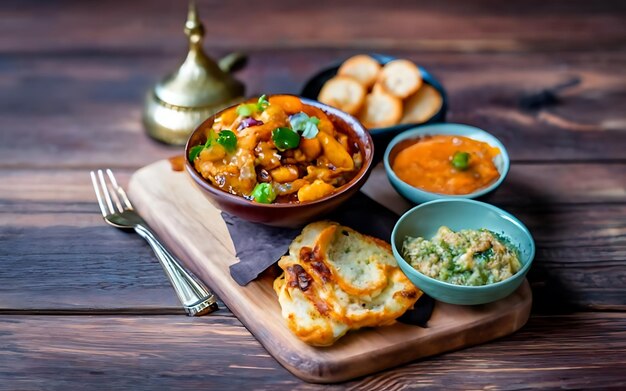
[274,221,421,346]
[337,55,381,89]
[274,271,349,346]
[400,84,443,124]
[294,223,393,297]
[317,56,440,129]
[377,59,423,99]
[358,92,403,129]
[317,76,366,115]
[371,82,385,95]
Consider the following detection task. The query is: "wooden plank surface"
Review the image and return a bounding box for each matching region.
[1,313,624,390]
[3,162,625,208]
[0,164,624,313]
[1,0,625,388]
[2,50,626,168]
[2,0,625,53]
[1,204,624,312]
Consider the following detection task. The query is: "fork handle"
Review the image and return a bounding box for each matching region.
[134,224,218,316]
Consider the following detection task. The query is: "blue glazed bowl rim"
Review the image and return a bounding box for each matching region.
[391,198,536,291]
[383,123,511,199]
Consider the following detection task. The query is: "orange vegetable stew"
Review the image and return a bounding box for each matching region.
[391,135,500,195]
[189,95,362,204]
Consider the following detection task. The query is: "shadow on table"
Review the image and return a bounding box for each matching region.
[481,176,579,315]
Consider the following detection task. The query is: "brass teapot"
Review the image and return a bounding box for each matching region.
[143,0,245,145]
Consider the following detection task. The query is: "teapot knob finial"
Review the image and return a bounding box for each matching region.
[184,0,204,45]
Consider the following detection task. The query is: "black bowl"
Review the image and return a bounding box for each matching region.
[301,53,448,161]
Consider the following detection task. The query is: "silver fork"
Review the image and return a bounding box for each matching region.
[90,169,218,316]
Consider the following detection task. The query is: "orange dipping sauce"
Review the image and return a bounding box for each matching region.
[391,135,500,195]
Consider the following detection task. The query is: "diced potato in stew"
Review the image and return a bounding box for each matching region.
[190,95,362,204]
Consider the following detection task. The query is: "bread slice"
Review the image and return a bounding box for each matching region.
[274,221,421,346]
[358,92,403,128]
[293,222,394,297]
[274,271,349,346]
[377,59,423,99]
[337,55,382,89]
[371,82,386,95]
[400,84,443,124]
[317,76,366,115]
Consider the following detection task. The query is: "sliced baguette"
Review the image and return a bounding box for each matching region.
[337,55,382,89]
[377,59,423,99]
[317,76,366,115]
[400,84,443,124]
[358,92,403,128]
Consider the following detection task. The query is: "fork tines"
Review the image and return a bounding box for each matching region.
[90,169,133,217]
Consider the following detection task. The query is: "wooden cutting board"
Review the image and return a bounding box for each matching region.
[128,160,532,383]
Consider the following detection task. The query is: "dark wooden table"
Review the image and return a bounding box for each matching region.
[2,0,625,389]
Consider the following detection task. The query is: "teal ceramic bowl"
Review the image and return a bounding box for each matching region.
[384,123,510,204]
[391,199,535,305]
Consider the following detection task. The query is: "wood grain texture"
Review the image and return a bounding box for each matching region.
[2,0,626,387]
[1,205,623,313]
[1,165,624,312]
[126,160,532,382]
[0,222,182,313]
[2,0,625,53]
[1,50,626,168]
[0,312,624,390]
[2,162,625,208]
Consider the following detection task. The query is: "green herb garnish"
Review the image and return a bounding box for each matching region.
[236,94,270,117]
[188,145,205,162]
[451,151,470,170]
[272,127,300,151]
[256,94,269,111]
[289,112,320,139]
[216,129,237,152]
[188,130,218,162]
[250,182,277,204]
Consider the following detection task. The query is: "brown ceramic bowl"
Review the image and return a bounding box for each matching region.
[185,95,374,227]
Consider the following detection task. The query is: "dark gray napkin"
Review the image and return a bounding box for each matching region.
[227,192,397,285]
[225,214,299,286]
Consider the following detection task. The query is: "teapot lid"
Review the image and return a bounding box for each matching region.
[154,1,244,108]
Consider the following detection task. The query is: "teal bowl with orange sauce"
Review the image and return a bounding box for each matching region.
[383,123,510,204]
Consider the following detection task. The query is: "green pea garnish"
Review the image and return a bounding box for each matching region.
[236,104,254,117]
[250,183,277,204]
[451,151,470,170]
[272,127,300,151]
